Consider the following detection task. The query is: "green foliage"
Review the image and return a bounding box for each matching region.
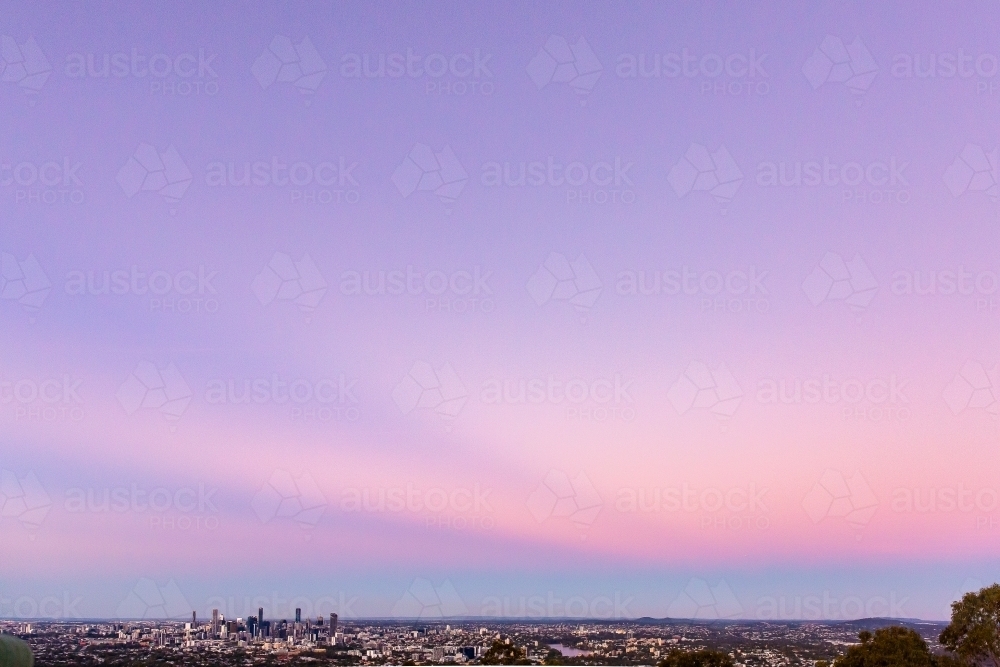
[833,626,935,667]
[931,654,967,667]
[657,648,735,667]
[940,583,1000,667]
[481,638,529,665]
[542,647,564,664]
[0,635,33,667]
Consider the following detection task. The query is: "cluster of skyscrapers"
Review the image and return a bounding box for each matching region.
[187,608,339,645]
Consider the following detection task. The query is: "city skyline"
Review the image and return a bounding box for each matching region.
[1,0,999,624]
[11,616,919,664]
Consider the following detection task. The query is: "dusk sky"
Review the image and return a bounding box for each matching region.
[2,0,1000,622]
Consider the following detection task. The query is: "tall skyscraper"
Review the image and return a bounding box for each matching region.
[295,607,301,623]
[192,611,196,626]
[330,613,338,634]
[212,609,219,636]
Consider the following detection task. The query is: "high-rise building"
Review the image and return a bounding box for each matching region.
[212,609,220,637]
[330,613,338,635]
[295,608,301,623]
[192,611,196,626]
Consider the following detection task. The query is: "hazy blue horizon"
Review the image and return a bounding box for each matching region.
[1,0,998,623]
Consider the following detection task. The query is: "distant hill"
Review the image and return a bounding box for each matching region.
[833,618,949,631]
[632,617,950,629]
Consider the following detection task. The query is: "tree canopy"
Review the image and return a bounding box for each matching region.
[480,638,529,665]
[940,583,1000,667]
[0,635,33,667]
[541,647,564,665]
[833,627,936,667]
[657,648,734,667]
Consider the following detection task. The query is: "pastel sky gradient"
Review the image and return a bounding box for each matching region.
[1,0,999,621]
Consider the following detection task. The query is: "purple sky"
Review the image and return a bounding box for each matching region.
[1,0,999,621]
